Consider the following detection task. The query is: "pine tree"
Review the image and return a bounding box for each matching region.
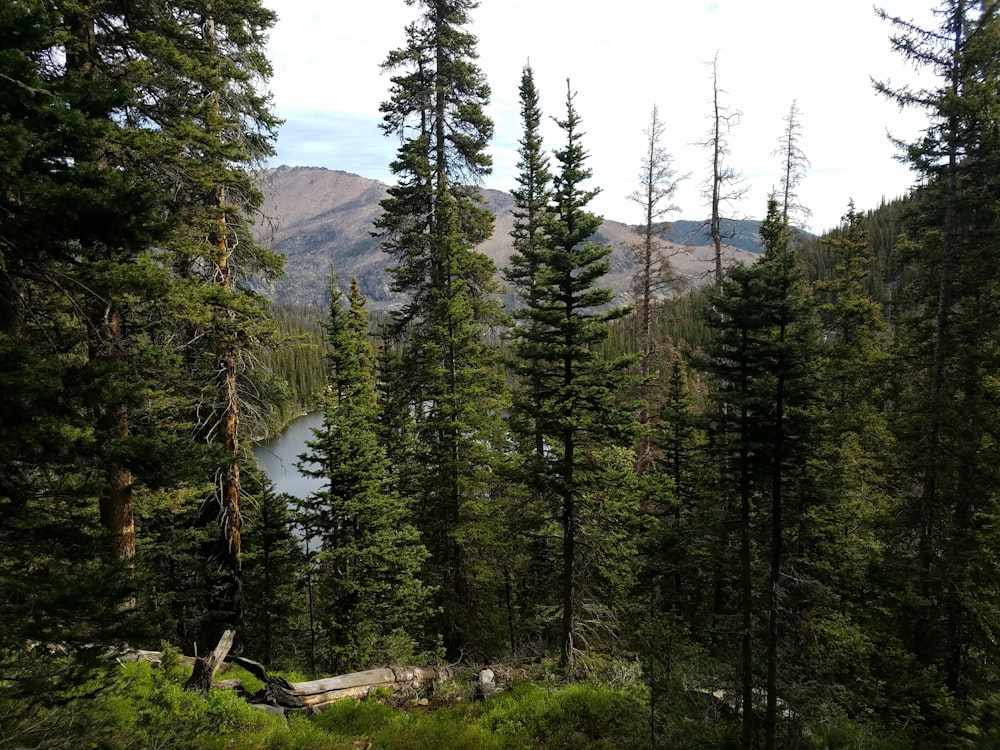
[506,63,552,461]
[788,202,893,719]
[240,475,307,671]
[877,1,1000,723]
[509,81,638,673]
[375,0,507,656]
[298,274,428,673]
[0,0,183,696]
[118,0,283,639]
[701,197,820,748]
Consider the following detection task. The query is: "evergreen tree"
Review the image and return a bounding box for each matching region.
[298,274,428,673]
[506,62,553,460]
[877,1,1000,728]
[113,0,283,640]
[509,81,638,673]
[0,0,194,698]
[375,0,507,657]
[240,475,307,671]
[787,202,894,720]
[701,197,820,748]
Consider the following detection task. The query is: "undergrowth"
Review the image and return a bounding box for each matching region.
[0,653,913,749]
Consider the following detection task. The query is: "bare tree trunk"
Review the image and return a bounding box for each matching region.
[186,629,236,692]
[701,53,744,285]
[560,453,576,674]
[206,12,243,626]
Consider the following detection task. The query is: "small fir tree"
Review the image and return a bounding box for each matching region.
[509,81,639,673]
[298,274,428,673]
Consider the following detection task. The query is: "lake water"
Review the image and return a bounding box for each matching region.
[252,411,325,500]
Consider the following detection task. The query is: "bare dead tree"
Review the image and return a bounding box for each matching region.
[699,52,747,284]
[773,100,811,228]
[627,104,687,473]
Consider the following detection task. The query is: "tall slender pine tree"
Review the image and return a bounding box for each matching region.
[375,0,507,656]
[509,81,638,673]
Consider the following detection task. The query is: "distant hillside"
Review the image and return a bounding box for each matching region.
[666,219,764,254]
[257,166,760,311]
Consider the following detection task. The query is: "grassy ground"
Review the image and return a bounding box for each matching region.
[0,653,916,749]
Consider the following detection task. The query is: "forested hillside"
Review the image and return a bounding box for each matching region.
[3,1,1000,749]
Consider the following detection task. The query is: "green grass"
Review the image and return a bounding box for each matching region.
[1,657,920,749]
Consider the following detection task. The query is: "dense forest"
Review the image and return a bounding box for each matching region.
[3,0,1000,748]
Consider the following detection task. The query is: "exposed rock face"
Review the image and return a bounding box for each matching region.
[257,165,759,311]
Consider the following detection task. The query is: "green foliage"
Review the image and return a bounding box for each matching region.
[258,302,329,437]
[297,273,428,674]
[375,0,508,658]
[240,473,309,672]
[479,682,647,749]
[875,0,1000,725]
[506,81,640,672]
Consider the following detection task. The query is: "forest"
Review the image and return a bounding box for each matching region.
[2,0,1000,748]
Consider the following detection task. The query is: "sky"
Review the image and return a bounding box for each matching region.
[262,0,936,233]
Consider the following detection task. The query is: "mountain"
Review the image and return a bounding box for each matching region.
[666,219,764,254]
[257,165,761,311]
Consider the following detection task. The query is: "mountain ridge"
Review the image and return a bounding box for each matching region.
[257,165,762,310]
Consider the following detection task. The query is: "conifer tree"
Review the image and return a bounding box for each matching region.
[509,81,638,673]
[375,0,506,656]
[506,63,553,461]
[702,197,820,748]
[298,274,428,673]
[240,476,307,671]
[877,0,1000,720]
[118,0,283,638]
[0,0,162,684]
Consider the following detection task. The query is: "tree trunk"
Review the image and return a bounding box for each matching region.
[206,9,243,622]
[236,660,452,709]
[68,10,137,571]
[560,439,576,674]
[765,348,786,750]
[185,629,236,692]
[738,312,755,750]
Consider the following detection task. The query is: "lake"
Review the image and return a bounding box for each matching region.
[252,411,325,500]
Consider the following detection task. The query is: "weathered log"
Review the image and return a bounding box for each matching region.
[232,656,270,683]
[249,664,452,709]
[185,629,235,692]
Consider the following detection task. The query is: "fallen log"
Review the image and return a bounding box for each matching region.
[231,657,452,710]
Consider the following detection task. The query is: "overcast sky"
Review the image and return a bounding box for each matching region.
[263,0,935,233]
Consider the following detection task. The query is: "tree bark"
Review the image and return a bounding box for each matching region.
[185,629,236,692]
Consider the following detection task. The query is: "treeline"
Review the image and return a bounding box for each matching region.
[5,1,1000,749]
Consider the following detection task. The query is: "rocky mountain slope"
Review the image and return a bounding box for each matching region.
[257,165,760,311]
